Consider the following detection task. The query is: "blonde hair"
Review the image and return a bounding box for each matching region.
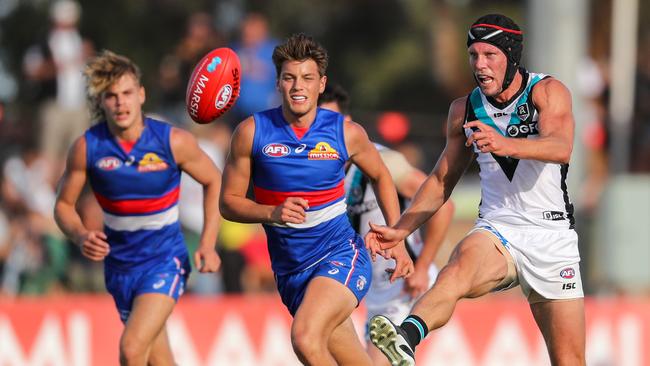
[83,50,142,121]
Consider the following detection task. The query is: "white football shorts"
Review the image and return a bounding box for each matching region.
[471,219,584,303]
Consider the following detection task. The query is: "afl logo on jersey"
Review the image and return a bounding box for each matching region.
[560,267,576,279]
[263,143,290,157]
[96,156,122,171]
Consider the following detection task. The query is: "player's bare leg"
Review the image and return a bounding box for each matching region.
[410,231,510,329]
[328,317,373,365]
[147,325,175,366]
[291,276,371,366]
[119,293,175,366]
[370,231,511,365]
[530,298,586,366]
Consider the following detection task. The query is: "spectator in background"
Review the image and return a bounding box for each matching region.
[230,13,279,125]
[577,56,609,214]
[0,198,9,294]
[1,136,66,294]
[158,12,224,125]
[631,34,650,172]
[22,0,93,169]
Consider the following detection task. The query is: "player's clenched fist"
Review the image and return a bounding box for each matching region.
[271,197,309,224]
[78,230,110,261]
[194,244,221,273]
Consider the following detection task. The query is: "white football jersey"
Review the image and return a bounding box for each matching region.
[464,70,575,230]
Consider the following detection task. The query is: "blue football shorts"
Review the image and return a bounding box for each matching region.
[275,233,372,315]
[105,255,191,322]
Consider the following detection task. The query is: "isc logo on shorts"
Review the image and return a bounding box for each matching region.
[562,282,576,290]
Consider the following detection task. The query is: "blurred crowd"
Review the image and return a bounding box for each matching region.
[0,0,649,297]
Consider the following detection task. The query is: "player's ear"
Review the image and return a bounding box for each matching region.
[139,85,146,104]
[319,75,327,94]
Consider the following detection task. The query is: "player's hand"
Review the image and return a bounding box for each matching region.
[194,244,221,273]
[464,120,514,157]
[78,231,110,261]
[404,265,430,299]
[384,243,414,283]
[271,197,309,224]
[365,222,409,260]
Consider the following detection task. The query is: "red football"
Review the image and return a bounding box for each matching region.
[186,47,241,124]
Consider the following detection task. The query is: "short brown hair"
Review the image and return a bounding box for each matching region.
[272,33,328,77]
[83,50,142,121]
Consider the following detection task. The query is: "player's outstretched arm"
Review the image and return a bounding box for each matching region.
[219,118,308,225]
[368,97,473,250]
[171,127,222,273]
[464,78,574,163]
[396,167,455,298]
[54,137,110,261]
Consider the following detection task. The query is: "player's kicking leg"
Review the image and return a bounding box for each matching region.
[370,230,511,365]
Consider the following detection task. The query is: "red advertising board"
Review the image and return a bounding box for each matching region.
[0,295,648,365]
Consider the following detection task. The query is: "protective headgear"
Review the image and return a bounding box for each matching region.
[467,14,523,92]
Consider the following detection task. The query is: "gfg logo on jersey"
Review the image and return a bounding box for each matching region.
[215,84,233,110]
[506,121,538,137]
[263,143,290,157]
[96,157,122,171]
[560,267,576,279]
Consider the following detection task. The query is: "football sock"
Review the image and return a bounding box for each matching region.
[401,314,428,349]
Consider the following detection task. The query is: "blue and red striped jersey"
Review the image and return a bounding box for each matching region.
[251,107,358,275]
[85,118,186,271]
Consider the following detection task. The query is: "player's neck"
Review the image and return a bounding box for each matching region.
[281,105,317,128]
[493,71,523,103]
[108,117,145,142]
